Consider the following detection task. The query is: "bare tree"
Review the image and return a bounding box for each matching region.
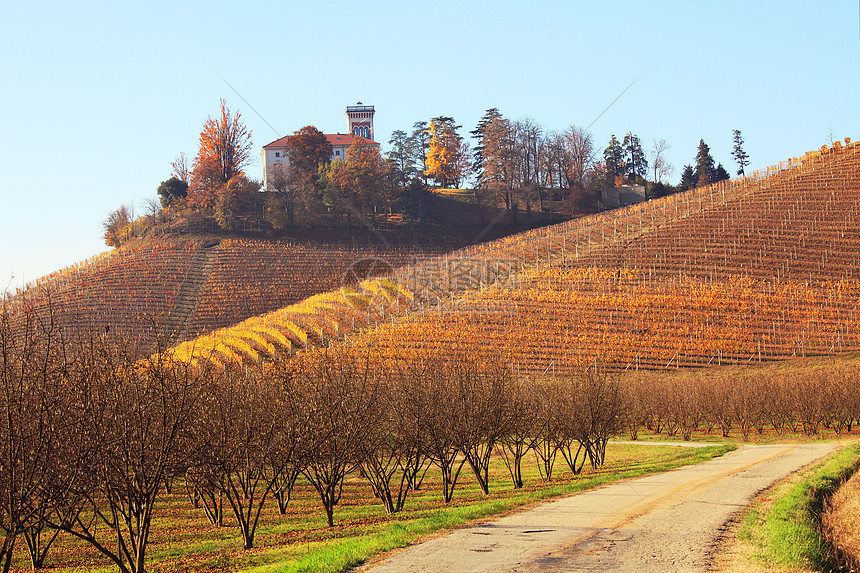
[0,294,78,572]
[532,384,563,481]
[650,138,673,184]
[142,196,161,225]
[450,351,512,496]
[540,132,568,191]
[421,359,468,503]
[514,118,543,189]
[498,378,541,488]
[552,367,624,471]
[562,125,596,191]
[283,348,382,527]
[171,152,190,184]
[55,337,207,573]
[192,366,281,549]
[265,361,306,516]
[359,358,432,514]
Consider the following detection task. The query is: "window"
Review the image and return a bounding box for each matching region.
[275,152,280,158]
[336,150,340,156]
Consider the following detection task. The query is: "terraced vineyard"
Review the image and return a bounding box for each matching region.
[171,140,860,372]
[7,237,200,341]
[7,234,455,346]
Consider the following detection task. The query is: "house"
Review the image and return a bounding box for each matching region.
[261,103,378,191]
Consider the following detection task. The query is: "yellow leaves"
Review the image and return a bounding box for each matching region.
[160,273,424,368]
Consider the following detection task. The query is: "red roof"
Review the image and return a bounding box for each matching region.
[263,133,377,149]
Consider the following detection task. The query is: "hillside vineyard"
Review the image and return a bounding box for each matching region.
[8,237,453,347]
[167,141,860,372]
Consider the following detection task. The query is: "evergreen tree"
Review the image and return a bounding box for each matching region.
[157,176,188,208]
[470,108,503,186]
[679,164,696,191]
[713,163,730,183]
[387,129,417,188]
[694,139,715,187]
[731,129,750,176]
[604,135,625,182]
[622,132,648,182]
[411,121,431,185]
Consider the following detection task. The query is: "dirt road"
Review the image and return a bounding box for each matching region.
[361,443,837,573]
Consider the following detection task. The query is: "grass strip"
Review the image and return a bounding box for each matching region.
[252,444,734,573]
[738,443,860,571]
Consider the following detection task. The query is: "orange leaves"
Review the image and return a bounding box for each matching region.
[188,99,253,210]
[424,117,470,188]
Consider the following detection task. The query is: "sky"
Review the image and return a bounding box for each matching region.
[1,0,858,290]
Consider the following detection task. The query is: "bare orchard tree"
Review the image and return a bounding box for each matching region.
[449,349,513,496]
[551,366,625,472]
[358,357,433,514]
[191,365,281,549]
[0,295,81,572]
[265,360,307,516]
[55,337,208,573]
[421,358,468,504]
[281,347,383,527]
[498,378,542,489]
[532,383,564,481]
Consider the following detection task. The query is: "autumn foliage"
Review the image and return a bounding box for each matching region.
[424,117,471,188]
[188,99,253,210]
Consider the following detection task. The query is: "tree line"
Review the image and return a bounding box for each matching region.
[104,99,751,244]
[0,295,621,572]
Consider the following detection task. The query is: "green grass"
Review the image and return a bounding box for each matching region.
[10,443,733,573]
[737,443,860,571]
[247,444,734,573]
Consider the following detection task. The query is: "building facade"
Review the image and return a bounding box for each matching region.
[261,103,377,191]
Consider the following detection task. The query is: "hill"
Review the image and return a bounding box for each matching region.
[5,228,512,347]
[167,139,860,372]
[3,232,469,342]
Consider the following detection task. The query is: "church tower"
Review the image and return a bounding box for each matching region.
[345,102,375,140]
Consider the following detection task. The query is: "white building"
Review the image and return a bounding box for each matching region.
[261,103,378,191]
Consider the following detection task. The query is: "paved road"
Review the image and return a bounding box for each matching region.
[360,443,837,573]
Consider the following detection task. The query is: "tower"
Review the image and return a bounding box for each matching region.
[345,102,375,140]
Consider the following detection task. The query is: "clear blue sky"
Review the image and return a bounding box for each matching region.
[2,1,858,290]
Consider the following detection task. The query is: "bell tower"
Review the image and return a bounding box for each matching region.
[345,102,375,140]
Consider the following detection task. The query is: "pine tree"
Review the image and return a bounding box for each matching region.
[679,164,696,191]
[622,132,648,182]
[731,129,750,176]
[604,135,625,183]
[694,139,715,187]
[471,108,503,187]
[713,163,730,182]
